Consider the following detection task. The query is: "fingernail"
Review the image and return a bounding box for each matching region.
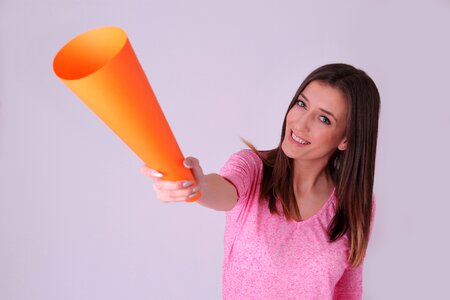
[187,191,198,198]
[182,180,193,187]
[184,159,192,168]
[192,186,200,193]
[151,171,163,177]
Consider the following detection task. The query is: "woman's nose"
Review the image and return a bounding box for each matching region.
[294,113,312,132]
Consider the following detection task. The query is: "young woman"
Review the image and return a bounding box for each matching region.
[140,63,380,299]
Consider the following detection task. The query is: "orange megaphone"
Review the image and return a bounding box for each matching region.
[53,26,200,202]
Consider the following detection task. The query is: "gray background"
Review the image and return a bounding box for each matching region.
[1,0,449,299]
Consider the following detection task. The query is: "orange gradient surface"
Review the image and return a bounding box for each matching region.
[53,26,200,202]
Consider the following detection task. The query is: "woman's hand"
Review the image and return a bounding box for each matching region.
[139,157,205,202]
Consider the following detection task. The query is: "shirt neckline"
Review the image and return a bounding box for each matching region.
[293,186,336,227]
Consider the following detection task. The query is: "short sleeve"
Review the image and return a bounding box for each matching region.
[218,149,262,212]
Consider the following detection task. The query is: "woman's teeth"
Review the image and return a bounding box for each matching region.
[291,132,310,145]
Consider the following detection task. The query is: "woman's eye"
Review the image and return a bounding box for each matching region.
[297,100,306,108]
[320,116,331,125]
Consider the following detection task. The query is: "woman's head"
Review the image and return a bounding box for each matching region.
[280,63,380,178]
[281,80,349,164]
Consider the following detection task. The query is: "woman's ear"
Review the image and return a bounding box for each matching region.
[338,137,347,151]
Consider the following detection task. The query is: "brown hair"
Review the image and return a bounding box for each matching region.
[241,63,380,267]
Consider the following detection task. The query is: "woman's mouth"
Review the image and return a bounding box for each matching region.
[290,130,311,145]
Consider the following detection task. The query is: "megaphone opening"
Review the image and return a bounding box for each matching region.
[53,26,128,81]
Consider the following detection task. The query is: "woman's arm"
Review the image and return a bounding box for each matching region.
[196,173,238,211]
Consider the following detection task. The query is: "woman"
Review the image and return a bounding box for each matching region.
[140,63,380,299]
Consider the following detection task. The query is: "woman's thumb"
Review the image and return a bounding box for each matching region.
[183,156,203,179]
[183,157,194,168]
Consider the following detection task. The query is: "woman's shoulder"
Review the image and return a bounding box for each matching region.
[228,148,263,169]
[218,149,264,203]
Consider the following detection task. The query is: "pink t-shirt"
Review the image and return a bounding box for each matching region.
[218,149,376,300]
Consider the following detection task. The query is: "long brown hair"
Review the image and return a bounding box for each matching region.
[242,63,380,267]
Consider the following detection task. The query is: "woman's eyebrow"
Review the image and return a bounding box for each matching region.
[299,93,337,122]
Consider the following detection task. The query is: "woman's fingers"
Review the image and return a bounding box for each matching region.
[139,156,204,202]
[140,165,163,178]
[153,183,200,202]
[139,165,201,202]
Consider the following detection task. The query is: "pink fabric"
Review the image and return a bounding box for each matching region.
[218,149,376,300]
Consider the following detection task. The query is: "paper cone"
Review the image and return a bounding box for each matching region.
[53,26,200,202]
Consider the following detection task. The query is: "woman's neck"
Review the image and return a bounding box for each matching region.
[292,158,334,196]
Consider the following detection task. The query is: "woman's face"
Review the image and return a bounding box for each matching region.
[281,80,349,162]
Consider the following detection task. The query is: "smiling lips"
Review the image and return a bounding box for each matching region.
[291,130,311,145]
